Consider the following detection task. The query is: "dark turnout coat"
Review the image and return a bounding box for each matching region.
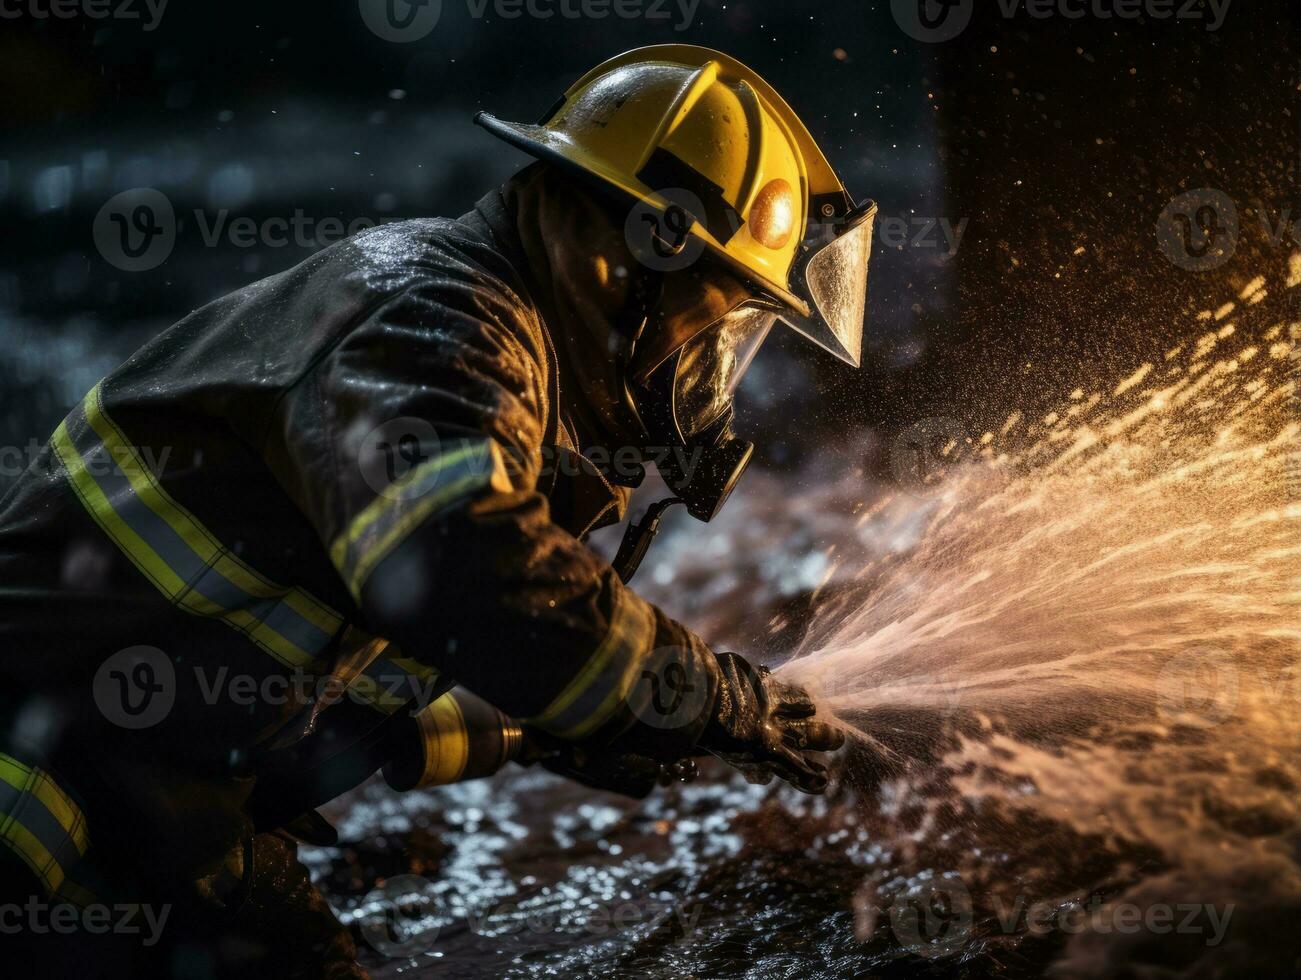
[0,190,717,911]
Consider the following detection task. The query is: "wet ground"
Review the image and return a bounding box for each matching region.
[315,719,1297,978]
[312,749,1127,980]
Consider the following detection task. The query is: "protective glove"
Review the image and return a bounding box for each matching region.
[697,652,845,794]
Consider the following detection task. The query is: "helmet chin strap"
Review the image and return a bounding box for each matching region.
[608,264,755,583]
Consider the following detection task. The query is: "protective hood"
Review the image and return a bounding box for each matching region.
[504,163,643,448]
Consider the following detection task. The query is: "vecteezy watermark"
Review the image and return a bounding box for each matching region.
[891,0,1231,43]
[0,0,168,30]
[0,437,171,480]
[93,645,177,730]
[359,0,698,42]
[862,873,1236,956]
[0,898,171,945]
[626,645,714,731]
[1157,189,1301,271]
[988,894,1235,945]
[358,0,443,41]
[355,873,703,958]
[356,417,445,500]
[1155,647,1238,727]
[92,646,444,729]
[357,874,441,957]
[876,214,969,257]
[93,189,176,273]
[1155,647,1299,727]
[879,874,974,958]
[624,192,709,274]
[625,192,969,276]
[541,443,702,486]
[353,416,702,501]
[93,188,385,272]
[1157,189,1239,271]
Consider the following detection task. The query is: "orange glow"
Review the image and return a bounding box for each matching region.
[749,178,795,250]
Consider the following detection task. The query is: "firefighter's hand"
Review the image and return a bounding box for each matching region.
[520,727,697,799]
[698,652,845,794]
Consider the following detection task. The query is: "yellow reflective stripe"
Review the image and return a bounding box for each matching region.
[331,439,511,599]
[338,442,480,557]
[1,821,60,894]
[282,589,343,638]
[84,392,240,590]
[55,382,432,715]
[0,754,30,792]
[0,754,90,898]
[28,778,84,852]
[56,384,348,673]
[528,589,657,739]
[81,385,341,667]
[52,419,204,608]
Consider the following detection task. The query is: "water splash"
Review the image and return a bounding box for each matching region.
[785,293,1298,747]
[774,262,1300,971]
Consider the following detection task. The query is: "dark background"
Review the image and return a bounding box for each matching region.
[0,0,1294,494]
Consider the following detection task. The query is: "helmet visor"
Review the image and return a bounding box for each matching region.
[780,203,876,368]
[673,305,777,439]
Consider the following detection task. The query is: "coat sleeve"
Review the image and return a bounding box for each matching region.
[270,253,718,752]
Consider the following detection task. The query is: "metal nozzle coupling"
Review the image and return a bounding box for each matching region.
[384,687,528,791]
[499,720,526,767]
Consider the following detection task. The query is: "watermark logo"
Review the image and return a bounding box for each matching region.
[890,416,965,490]
[92,645,176,729]
[0,437,170,480]
[865,875,1237,953]
[886,875,974,957]
[891,0,974,43]
[358,0,442,42]
[892,0,1232,42]
[1157,189,1239,271]
[0,899,171,945]
[624,192,708,273]
[989,894,1234,944]
[93,651,442,728]
[0,0,169,30]
[356,417,444,500]
[627,645,713,731]
[360,0,698,38]
[876,214,969,256]
[93,188,176,273]
[1156,647,1238,727]
[358,874,441,957]
[93,188,388,272]
[193,210,378,251]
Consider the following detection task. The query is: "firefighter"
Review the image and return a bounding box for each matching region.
[0,45,874,976]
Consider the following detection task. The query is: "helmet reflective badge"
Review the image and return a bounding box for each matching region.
[474,43,875,370]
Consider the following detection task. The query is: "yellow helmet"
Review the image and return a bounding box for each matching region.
[475,44,876,368]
